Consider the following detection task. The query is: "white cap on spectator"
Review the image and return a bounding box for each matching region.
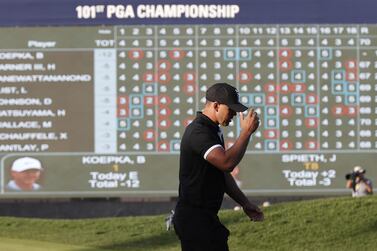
[353,166,365,174]
[11,157,42,172]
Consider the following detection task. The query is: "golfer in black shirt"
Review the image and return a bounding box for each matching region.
[173,83,264,251]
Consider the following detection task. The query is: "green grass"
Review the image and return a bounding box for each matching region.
[0,196,377,251]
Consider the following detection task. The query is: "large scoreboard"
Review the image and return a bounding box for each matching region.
[0,0,376,197]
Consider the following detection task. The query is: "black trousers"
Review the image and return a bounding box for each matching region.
[173,206,230,251]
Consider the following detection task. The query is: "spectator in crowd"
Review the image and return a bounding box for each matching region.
[346,166,373,197]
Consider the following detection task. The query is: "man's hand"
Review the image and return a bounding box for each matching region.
[239,109,260,135]
[243,203,264,222]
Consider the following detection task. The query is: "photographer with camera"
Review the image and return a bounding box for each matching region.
[345,166,373,197]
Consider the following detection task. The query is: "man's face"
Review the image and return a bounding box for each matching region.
[217,103,236,126]
[355,173,364,182]
[11,169,41,187]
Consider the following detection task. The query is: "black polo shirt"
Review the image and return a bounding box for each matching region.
[177,112,225,213]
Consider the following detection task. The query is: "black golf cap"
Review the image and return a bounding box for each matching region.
[206,83,248,112]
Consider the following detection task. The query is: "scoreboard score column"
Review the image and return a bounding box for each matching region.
[198,26,241,149]
[278,25,319,151]
[116,26,158,152]
[318,26,358,150]
[238,26,278,152]
[156,26,197,152]
[359,26,377,149]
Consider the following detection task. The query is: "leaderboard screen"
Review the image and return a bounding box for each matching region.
[0,1,376,197]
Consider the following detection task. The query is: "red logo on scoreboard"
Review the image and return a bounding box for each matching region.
[306,94,318,104]
[291,83,306,93]
[263,82,277,93]
[158,140,170,152]
[346,105,358,117]
[280,105,293,117]
[266,94,277,105]
[345,59,358,82]
[304,118,319,128]
[263,129,278,139]
[280,139,293,151]
[346,70,358,82]
[158,95,172,106]
[117,107,129,118]
[128,49,145,60]
[331,105,359,117]
[305,140,319,150]
[168,48,186,60]
[143,71,156,83]
[143,129,156,142]
[183,71,196,83]
[183,82,198,96]
[331,105,347,116]
[157,71,172,84]
[117,96,129,118]
[344,60,357,71]
[158,106,172,118]
[144,96,158,107]
[238,71,253,83]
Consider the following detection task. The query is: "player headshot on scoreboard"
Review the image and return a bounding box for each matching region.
[6,157,44,191]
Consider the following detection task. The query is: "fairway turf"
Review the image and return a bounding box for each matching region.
[0,237,110,251]
[0,196,376,250]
